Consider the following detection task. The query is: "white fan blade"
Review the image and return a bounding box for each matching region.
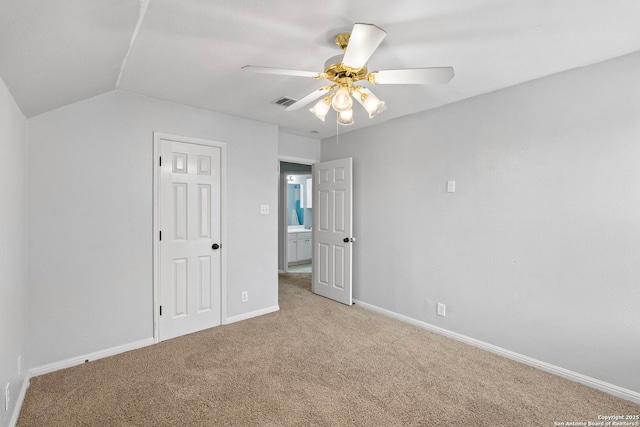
[370,67,454,84]
[241,65,320,78]
[341,23,387,69]
[285,87,333,111]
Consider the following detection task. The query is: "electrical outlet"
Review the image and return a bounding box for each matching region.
[241,291,248,303]
[4,383,9,412]
[437,303,446,317]
[260,204,269,215]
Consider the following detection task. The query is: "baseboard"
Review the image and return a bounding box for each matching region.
[9,374,30,427]
[29,337,155,378]
[10,337,154,426]
[224,305,280,325]
[353,299,640,405]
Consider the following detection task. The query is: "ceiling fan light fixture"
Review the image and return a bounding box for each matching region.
[337,108,354,126]
[309,97,331,121]
[331,87,353,112]
[361,92,385,118]
[244,23,453,130]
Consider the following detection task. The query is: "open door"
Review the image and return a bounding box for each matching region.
[312,158,354,305]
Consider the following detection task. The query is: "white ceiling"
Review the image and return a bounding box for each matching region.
[1,0,640,139]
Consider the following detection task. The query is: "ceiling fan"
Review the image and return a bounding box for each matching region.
[242,23,454,126]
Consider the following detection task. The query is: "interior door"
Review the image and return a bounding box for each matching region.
[158,137,222,341]
[312,158,353,305]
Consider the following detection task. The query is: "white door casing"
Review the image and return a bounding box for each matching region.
[154,133,226,341]
[312,158,353,305]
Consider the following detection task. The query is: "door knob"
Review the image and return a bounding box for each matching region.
[212,243,220,250]
[343,237,355,243]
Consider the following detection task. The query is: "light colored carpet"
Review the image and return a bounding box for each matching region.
[19,273,639,426]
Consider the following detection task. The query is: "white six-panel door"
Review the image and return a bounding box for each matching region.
[157,135,223,341]
[312,158,353,305]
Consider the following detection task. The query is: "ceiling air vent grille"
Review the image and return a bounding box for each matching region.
[272,96,298,107]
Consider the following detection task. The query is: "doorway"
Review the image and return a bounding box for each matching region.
[278,160,314,274]
[278,157,355,307]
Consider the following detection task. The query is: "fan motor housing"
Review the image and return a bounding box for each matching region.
[323,54,368,83]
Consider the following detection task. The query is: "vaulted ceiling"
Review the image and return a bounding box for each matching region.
[1,0,640,139]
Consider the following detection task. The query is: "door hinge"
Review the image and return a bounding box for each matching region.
[159,156,162,167]
[159,231,162,241]
[160,306,162,316]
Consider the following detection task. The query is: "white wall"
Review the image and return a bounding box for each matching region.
[278,132,320,162]
[27,91,279,367]
[0,77,28,427]
[321,52,640,394]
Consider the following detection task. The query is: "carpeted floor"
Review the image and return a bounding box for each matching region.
[18,273,639,426]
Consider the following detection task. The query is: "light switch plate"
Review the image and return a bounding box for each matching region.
[260,204,270,215]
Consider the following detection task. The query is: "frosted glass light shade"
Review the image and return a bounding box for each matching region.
[331,87,353,112]
[309,98,331,121]
[362,92,385,118]
[337,108,354,126]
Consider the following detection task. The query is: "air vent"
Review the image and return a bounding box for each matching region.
[272,96,298,107]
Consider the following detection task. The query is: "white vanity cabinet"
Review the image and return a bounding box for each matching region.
[296,233,312,260]
[288,230,312,263]
[287,238,297,262]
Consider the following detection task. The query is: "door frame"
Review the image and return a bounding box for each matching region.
[278,156,317,273]
[152,132,227,343]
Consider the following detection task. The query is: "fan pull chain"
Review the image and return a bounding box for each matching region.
[336,111,340,144]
